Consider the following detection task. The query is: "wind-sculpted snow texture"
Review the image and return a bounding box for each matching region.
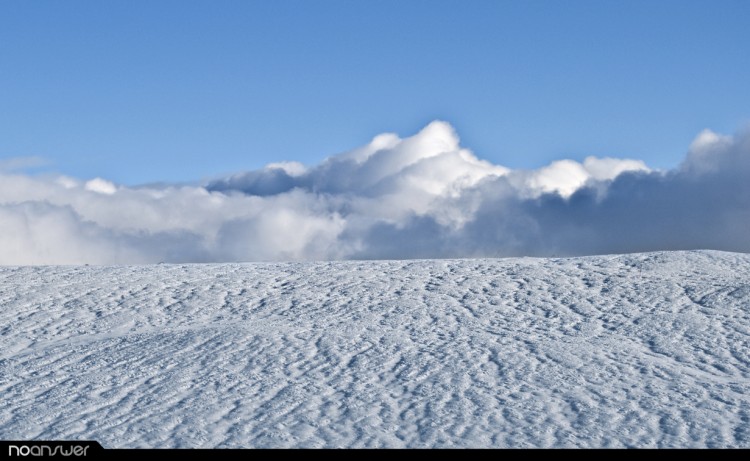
[1,250,749,447]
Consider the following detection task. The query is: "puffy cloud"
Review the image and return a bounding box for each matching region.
[682,128,747,175]
[208,121,509,197]
[0,121,748,264]
[84,178,117,195]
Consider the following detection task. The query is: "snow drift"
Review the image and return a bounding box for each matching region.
[1,251,749,447]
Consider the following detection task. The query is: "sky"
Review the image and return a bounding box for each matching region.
[1,0,749,184]
[1,1,750,264]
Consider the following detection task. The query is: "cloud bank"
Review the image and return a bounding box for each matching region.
[1,120,748,264]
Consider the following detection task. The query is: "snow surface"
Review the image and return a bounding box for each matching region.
[1,250,749,448]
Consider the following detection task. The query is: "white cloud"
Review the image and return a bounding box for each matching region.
[525,159,591,198]
[683,128,735,174]
[516,157,650,199]
[1,121,748,264]
[265,161,307,177]
[84,178,118,195]
[0,156,47,172]
[583,156,650,181]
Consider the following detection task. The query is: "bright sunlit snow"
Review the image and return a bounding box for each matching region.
[1,250,749,447]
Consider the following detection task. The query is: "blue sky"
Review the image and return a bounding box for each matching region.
[1,0,749,185]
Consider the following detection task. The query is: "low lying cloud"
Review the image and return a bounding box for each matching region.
[1,120,748,264]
